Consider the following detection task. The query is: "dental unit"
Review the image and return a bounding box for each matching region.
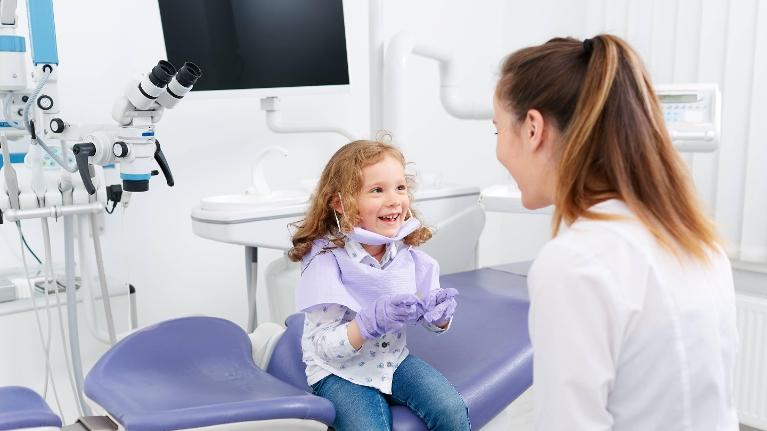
[0,1,722,431]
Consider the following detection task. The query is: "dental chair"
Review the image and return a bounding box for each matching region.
[84,317,335,431]
[83,265,532,431]
[0,387,62,431]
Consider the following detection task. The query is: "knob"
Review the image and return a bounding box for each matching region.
[112,142,129,158]
[37,95,54,110]
[49,118,66,133]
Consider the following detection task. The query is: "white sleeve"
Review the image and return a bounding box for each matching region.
[303,304,359,362]
[528,241,633,431]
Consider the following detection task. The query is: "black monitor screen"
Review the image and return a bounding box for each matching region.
[158,0,350,92]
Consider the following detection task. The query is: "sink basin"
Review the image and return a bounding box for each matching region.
[192,184,483,249]
[200,191,309,211]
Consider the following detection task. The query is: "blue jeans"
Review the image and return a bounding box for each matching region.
[311,354,470,431]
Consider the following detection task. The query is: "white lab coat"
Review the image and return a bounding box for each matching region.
[528,199,738,431]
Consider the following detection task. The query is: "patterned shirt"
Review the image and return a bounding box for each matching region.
[301,239,446,394]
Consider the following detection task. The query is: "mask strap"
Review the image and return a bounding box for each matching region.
[335,192,346,231]
[333,209,342,231]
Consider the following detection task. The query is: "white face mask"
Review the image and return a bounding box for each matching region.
[334,192,421,245]
[344,216,422,245]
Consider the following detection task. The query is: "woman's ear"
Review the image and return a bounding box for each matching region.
[525,109,545,151]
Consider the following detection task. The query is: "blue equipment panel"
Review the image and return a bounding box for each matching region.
[26,0,59,65]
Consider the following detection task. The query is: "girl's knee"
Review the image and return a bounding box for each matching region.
[431,393,470,429]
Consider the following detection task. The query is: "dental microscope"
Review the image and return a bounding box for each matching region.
[0,0,200,417]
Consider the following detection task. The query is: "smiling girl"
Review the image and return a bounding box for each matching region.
[288,140,470,431]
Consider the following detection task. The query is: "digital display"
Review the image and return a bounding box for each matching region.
[158,0,350,92]
[659,94,699,104]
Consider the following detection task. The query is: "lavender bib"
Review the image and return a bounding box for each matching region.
[295,237,439,313]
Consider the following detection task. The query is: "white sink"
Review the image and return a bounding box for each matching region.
[191,184,482,250]
[200,190,309,212]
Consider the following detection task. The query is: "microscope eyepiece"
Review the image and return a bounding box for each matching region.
[176,62,202,88]
[119,59,203,115]
[156,61,203,108]
[148,60,176,88]
[124,60,178,111]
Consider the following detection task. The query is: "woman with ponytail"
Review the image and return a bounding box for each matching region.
[493,35,737,430]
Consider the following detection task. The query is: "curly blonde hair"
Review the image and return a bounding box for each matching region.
[288,140,432,262]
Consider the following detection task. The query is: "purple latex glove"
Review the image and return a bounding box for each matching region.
[418,288,459,326]
[354,294,420,340]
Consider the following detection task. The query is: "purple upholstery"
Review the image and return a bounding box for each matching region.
[0,386,61,431]
[266,313,310,390]
[491,261,533,277]
[270,267,533,430]
[84,317,335,431]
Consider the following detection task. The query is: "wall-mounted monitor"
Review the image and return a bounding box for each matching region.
[158,0,350,97]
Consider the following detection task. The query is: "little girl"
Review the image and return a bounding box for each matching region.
[289,140,470,431]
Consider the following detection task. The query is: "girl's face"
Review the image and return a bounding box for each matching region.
[356,154,410,238]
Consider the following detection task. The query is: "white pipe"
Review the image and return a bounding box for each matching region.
[261,97,356,142]
[76,214,112,345]
[383,32,415,150]
[63,213,92,415]
[90,212,117,343]
[369,0,384,134]
[17,222,66,421]
[383,32,493,152]
[412,42,494,117]
[3,202,102,221]
[41,218,83,417]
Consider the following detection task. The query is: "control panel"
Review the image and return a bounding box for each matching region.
[657,83,721,152]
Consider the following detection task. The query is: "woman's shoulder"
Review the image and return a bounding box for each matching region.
[562,200,653,253]
[529,220,654,308]
[532,203,653,279]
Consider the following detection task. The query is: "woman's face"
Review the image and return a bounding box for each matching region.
[493,96,558,210]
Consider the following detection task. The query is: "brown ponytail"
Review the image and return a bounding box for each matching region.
[496,34,718,260]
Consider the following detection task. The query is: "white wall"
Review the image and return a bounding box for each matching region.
[1,0,765,424]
